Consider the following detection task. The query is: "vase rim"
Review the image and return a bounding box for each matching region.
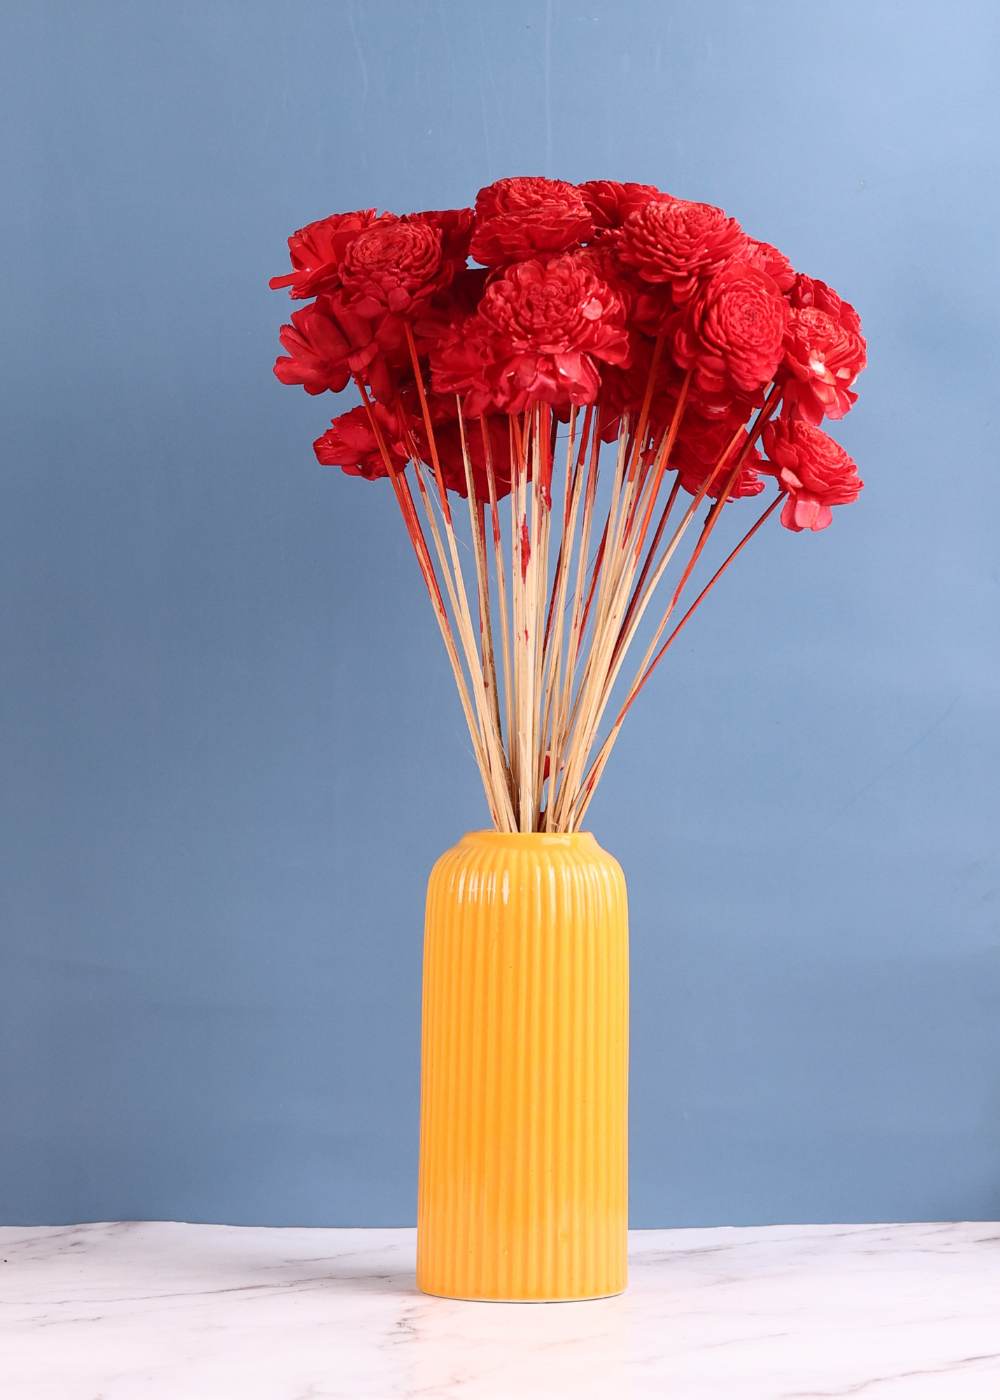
[461,829,598,847]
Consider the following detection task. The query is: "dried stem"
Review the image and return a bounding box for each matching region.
[571,489,788,828]
[355,380,506,827]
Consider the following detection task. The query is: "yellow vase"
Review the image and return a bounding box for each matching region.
[416,830,629,1301]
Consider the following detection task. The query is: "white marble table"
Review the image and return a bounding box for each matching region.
[1,1221,998,1398]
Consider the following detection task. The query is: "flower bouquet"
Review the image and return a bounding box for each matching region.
[272,176,865,1300]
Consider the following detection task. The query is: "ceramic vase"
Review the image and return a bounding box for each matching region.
[416,830,628,1301]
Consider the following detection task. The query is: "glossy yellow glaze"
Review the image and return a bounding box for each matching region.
[417,831,629,1301]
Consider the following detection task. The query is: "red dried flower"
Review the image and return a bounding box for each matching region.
[269,209,384,300]
[416,207,475,264]
[273,295,381,396]
[432,254,629,414]
[470,177,594,267]
[740,237,796,293]
[617,198,745,303]
[314,403,413,481]
[672,416,765,501]
[761,418,863,531]
[428,324,496,419]
[411,266,491,357]
[597,334,687,440]
[340,219,446,318]
[673,262,789,396]
[340,212,473,319]
[575,236,641,318]
[780,306,867,425]
[788,274,863,338]
[577,180,663,229]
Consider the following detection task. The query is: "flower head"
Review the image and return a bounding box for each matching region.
[673,262,789,395]
[269,209,384,300]
[415,206,475,263]
[314,403,413,481]
[788,274,863,337]
[432,254,629,414]
[740,237,796,292]
[340,218,447,318]
[617,198,745,303]
[672,416,765,501]
[470,177,595,266]
[273,295,381,396]
[577,180,663,229]
[780,306,867,424]
[761,418,863,531]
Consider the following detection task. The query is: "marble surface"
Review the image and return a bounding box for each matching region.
[1,1221,999,1398]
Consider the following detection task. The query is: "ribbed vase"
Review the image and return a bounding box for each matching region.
[416,830,628,1301]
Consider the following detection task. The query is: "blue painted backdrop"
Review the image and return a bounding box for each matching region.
[1,1,998,1227]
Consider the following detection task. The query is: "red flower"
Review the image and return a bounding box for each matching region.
[617,198,745,303]
[788,274,863,338]
[761,418,863,531]
[273,295,381,396]
[332,212,471,368]
[269,209,384,300]
[340,213,469,318]
[740,237,796,293]
[416,206,475,264]
[673,419,765,501]
[470,177,594,267]
[673,262,789,395]
[411,266,490,357]
[429,322,496,418]
[313,403,414,481]
[578,180,663,229]
[431,254,630,414]
[780,306,867,424]
[575,236,641,318]
[340,220,443,318]
[597,334,687,440]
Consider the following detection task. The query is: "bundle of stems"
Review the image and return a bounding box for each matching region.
[358,339,786,834]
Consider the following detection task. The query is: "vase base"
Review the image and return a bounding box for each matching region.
[417,1284,627,1303]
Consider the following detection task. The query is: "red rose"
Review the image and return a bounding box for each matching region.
[269,209,384,300]
[740,238,796,292]
[432,254,630,414]
[788,274,863,338]
[761,419,863,531]
[578,180,663,229]
[470,177,594,267]
[617,198,745,303]
[314,402,414,481]
[673,262,789,396]
[273,295,380,396]
[780,307,867,425]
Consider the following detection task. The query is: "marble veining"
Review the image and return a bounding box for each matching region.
[1,1220,998,1398]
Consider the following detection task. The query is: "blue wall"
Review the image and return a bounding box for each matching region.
[1,0,998,1227]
